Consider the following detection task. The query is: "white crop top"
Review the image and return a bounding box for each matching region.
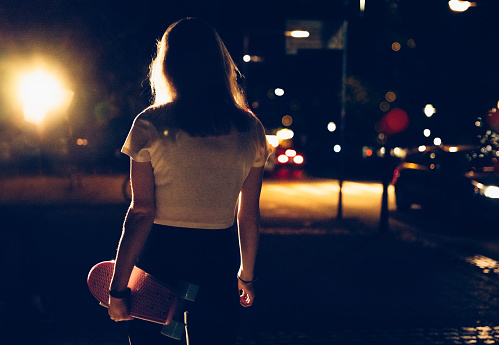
[121,107,270,229]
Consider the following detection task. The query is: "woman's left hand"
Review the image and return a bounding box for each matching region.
[108,297,133,322]
[238,279,255,307]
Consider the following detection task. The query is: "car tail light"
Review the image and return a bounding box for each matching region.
[277,154,289,164]
[293,155,304,164]
[392,168,400,185]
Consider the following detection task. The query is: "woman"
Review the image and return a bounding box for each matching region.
[107,18,270,345]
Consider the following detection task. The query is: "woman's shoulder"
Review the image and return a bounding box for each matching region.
[135,104,175,127]
[233,108,264,130]
[243,109,265,131]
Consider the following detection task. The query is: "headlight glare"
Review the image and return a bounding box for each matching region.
[484,186,499,199]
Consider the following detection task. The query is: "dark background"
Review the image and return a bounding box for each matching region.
[1,0,498,177]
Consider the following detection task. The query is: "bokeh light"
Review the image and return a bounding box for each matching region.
[285,30,310,38]
[277,154,289,163]
[392,42,401,51]
[380,102,390,112]
[276,128,294,140]
[282,115,293,127]
[293,155,304,164]
[266,135,279,148]
[76,138,88,146]
[380,108,409,135]
[327,122,337,132]
[17,69,66,124]
[424,104,436,117]
[448,0,476,12]
[385,91,396,103]
[377,133,386,145]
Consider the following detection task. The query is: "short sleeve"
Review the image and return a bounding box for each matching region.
[121,115,152,162]
[252,118,272,167]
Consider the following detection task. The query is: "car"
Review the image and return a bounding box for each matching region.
[264,147,305,178]
[392,145,499,219]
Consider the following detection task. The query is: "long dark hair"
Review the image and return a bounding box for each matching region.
[149,18,250,136]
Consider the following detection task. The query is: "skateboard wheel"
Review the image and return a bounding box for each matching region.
[177,280,199,302]
[161,320,185,340]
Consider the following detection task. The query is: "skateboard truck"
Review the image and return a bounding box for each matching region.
[161,280,199,340]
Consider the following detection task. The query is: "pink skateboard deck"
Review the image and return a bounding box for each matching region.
[87,261,198,339]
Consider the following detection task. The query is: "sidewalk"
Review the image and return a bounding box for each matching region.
[1,175,499,344]
[0,174,129,205]
[236,222,499,343]
[3,222,498,345]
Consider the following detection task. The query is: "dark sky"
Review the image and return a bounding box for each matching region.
[1,0,499,149]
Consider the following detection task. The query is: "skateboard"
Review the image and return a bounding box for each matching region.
[87,261,199,340]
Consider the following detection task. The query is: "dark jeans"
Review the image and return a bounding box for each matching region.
[128,224,240,345]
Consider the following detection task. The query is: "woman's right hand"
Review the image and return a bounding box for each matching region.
[108,296,133,322]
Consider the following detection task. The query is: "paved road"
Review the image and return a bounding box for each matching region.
[2,175,499,344]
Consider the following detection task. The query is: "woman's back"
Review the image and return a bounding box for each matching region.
[122,105,269,229]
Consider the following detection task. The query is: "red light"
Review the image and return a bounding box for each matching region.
[392,168,400,185]
[365,149,372,157]
[381,108,409,135]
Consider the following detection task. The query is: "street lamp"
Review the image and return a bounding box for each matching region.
[448,0,477,12]
[16,68,74,175]
[17,69,73,125]
[284,30,310,38]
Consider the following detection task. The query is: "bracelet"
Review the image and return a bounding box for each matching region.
[109,287,131,299]
[238,275,257,284]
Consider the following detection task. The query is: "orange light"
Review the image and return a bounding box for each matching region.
[277,154,289,163]
[293,155,304,164]
[77,138,88,146]
[366,149,373,157]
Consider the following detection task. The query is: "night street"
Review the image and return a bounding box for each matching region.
[2,1,499,344]
[2,176,499,344]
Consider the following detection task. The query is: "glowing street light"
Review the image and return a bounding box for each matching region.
[424,104,436,117]
[276,128,294,140]
[274,88,285,97]
[448,0,476,12]
[17,69,73,125]
[284,30,310,38]
[327,122,337,132]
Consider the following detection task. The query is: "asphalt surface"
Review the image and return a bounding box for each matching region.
[1,175,499,344]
